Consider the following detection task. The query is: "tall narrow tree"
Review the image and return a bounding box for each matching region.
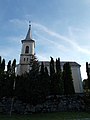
[12,59,16,74]
[56,58,61,73]
[62,62,75,95]
[39,63,50,100]
[86,62,90,89]
[1,59,5,72]
[0,56,1,69]
[0,56,2,74]
[7,60,11,75]
[50,57,55,76]
[50,57,55,94]
[40,62,44,75]
[55,58,64,94]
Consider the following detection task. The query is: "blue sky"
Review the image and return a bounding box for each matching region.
[0,0,90,79]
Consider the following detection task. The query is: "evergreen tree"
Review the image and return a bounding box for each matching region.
[0,56,2,74]
[0,58,15,97]
[0,58,5,97]
[0,56,1,63]
[15,54,40,104]
[50,57,55,94]
[39,63,50,100]
[40,62,44,75]
[0,57,5,97]
[62,62,75,95]
[55,58,64,94]
[45,67,49,75]
[29,55,39,80]
[0,56,1,96]
[50,57,55,76]
[12,59,16,75]
[0,56,1,70]
[7,60,11,75]
[56,58,61,73]
[86,62,90,89]
[1,59,5,72]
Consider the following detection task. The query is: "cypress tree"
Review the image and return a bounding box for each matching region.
[21,55,40,104]
[1,59,5,72]
[0,58,5,97]
[0,56,1,70]
[86,62,90,89]
[39,63,50,101]
[56,58,61,73]
[12,59,16,75]
[50,57,55,94]
[40,62,44,75]
[50,57,55,77]
[62,62,75,95]
[55,58,64,94]
[0,56,2,74]
[45,67,49,76]
[7,60,11,74]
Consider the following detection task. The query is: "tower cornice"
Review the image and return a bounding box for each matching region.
[21,39,35,43]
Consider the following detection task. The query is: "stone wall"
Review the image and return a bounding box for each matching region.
[0,95,85,114]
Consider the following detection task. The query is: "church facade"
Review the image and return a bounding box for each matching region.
[16,24,83,93]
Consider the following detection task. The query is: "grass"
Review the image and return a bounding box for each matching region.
[0,112,90,120]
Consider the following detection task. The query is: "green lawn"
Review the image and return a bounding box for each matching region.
[0,112,90,120]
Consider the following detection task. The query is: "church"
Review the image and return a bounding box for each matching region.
[16,23,83,93]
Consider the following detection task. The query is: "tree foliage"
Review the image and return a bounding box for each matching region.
[0,56,75,105]
[86,62,90,89]
[56,58,64,94]
[50,57,55,76]
[0,57,16,97]
[62,62,75,95]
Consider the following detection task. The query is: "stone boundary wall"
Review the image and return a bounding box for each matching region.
[0,95,85,114]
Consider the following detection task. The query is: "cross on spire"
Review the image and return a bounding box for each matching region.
[29,21,31,29]
[29,21,31,25]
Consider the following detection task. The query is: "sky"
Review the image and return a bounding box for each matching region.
[0,0,90,80]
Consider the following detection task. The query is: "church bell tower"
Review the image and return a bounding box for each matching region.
[17,22,35,75]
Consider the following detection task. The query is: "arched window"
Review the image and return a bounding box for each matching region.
[25,46,29,53]
[24,58,25,61]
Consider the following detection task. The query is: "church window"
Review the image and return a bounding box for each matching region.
[25,46,29,53]
[24,58,25,61]
[27,58,28,61]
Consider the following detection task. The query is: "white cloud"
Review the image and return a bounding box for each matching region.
[68,26,83,40]
[9,19,27,27]
[9,19,28,31]
[5,19,88,79]
[37,53,49,61]
[34,31,69,52]
[33,22,90,55]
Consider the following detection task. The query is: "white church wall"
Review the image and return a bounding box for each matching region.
[71,66,83,93]
[20,55,31,64]
[16,64,20,76]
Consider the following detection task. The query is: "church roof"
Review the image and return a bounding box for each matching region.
[39,61,81,67]
[22,22,35,43]
[25,24,32,40]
